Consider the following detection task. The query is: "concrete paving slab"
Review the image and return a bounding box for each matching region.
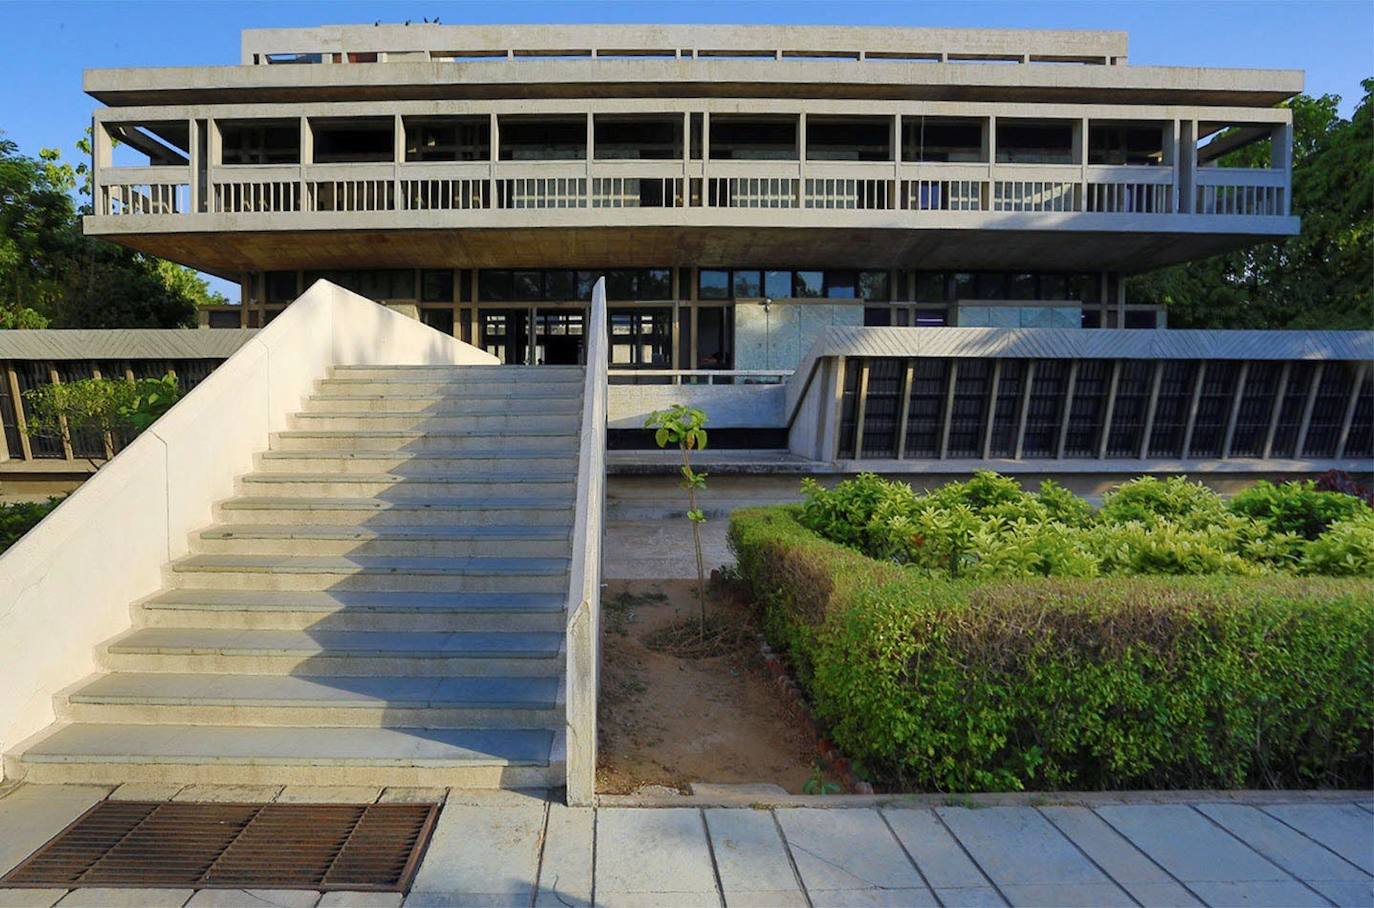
[935,806,1129,906]
[1094,805,1294,883]
[718,890,809,907]
[185,891,320,907]
[592,892,720,908]
[1185,879,1330,907]
[0,786,107,877]
[1259,803,1374,875]
[1039,806,1201,906]
[0,890,69,907]
[806,888,936,907]
[997,883,1139,907]
[776,808,928,898]
[108,783,184,801]
[594,808,719,903]
[882,808,992,891]
[275,787,382,804]
[56,889,193,907]
[317,894,402,908]
[703,809,804,904]
[441,789,548,808]
[378,788,447,804]
[1197,803,1372,884]
[173,785,284,803]
[931,887,1005,907]
[533,803,592,908]
[406,797,546,907]
[1305,878,1374,907]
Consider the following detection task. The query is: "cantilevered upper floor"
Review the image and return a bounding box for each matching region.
[83,24,1302,277]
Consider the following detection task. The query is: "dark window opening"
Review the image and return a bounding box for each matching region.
[901,117,984,163]
[594,116,683,160]
[696,306,734,370]
[405,117,490,162]
[1089,123,1165,166]
[421,270,455,302]
[312,118,394,163]
[709,116,798,160]
[997,120,1075,165]
[499,117,586,161]
[220,120,300,165]
[420,307,455,336]
[304,270,413,300]
[806,117,890,162]
[265,271,298,304]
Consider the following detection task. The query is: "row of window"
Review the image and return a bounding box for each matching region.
[839,359,1373,461]
[260,268,1109,304]
[215,116,1178,167]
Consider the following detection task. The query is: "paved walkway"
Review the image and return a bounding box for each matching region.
[0,785,1371,907]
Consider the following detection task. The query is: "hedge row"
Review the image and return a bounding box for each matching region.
[729,505,1374,792]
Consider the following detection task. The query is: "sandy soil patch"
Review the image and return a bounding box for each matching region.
[596,579,815,795]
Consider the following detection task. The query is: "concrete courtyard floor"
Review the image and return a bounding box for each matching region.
[0,784,1371,907]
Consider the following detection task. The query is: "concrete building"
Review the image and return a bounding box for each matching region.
[0,23,1366,802]
[86,24,1302,362]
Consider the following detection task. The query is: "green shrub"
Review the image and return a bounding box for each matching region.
[0,497,62,554]
[1228,479,1372,540]
[1098,476,1228,529]
[1301,512,1374,577]
[730,505,1374,792]
[23,373,180,454]
[798,472,1358,579]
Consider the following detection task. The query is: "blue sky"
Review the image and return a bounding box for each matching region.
[2,1,1368,296]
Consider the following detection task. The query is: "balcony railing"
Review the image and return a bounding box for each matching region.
[93,160,1293,222]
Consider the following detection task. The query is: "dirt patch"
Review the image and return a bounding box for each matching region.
[596,579,816,795]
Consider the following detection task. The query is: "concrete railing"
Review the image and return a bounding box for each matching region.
[565,277,608,805]
[0,280,497,770]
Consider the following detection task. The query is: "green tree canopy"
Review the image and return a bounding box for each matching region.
[1128,80,1373,329]
[0,130,228,329]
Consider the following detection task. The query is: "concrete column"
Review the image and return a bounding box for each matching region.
[1056,360,1079,459]
[853,361,870,458]
[1181,362,1208,458]
[1178,120,1197,214]
[1014,360,1036,460]
[1335,363,1368,460]
[896,360,914,459]
[938,360,959,459]
[1261,362,1292,460]
[1099,360,1121,459]
[1295,363,1325,458]
[982,359,1003,460]
[1222,362,1251,459]
[1140,361,1164,459]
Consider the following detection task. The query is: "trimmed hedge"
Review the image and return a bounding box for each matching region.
[0,497,62,554]
[730,505,1374,792]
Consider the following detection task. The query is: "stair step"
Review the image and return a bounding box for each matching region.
[257,450,578,474]
[10,724,559,787]
[317,380,583,398]
[304,395,582,415]
[61,673,560,728]
[138,588,565,631]
[217,496,574,527]
[236,472,575,499]
[100,627,562,676]
[194,524,571,558]
[271,430,578,452]
[288,412,580,433]
[166,553,568,592]
[331,365,582,381]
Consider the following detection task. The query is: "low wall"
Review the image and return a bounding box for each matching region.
[609,383,785,429]
[0,280,496,770]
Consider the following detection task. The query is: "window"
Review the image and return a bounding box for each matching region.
[732,270,762,298]
[1089,123,1165,166]
[859,271,890,302]
[305,270,414,300]
[1124,310,1158,329]
[698,270,731,300]
[975,273,1006,301]
[864,307,892,326]
[915,272,950,302]
[265,271,298,304]
[311,118,394,163]
[709,116,798,160]
[405,117,490,162]
[901,117,984,163]
[499,116,586,161]
[420,307,455,336]
[220,120,299,165]
[594,116,682,160]
[696,306,733,369]
[806,117,891,162]
[421,270,454,302]
[996,120,1075,165]
[608,308,672,367]
[825,272,857,299]
[1007,273,1037,301]
[764,270,792,299]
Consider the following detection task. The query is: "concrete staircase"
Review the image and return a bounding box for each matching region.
[7,365,582,789]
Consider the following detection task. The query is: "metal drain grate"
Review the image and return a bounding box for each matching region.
[0,800,439,892]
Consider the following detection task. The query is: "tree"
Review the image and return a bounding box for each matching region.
[1128,80,1373,329]
[0,129,226,329]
